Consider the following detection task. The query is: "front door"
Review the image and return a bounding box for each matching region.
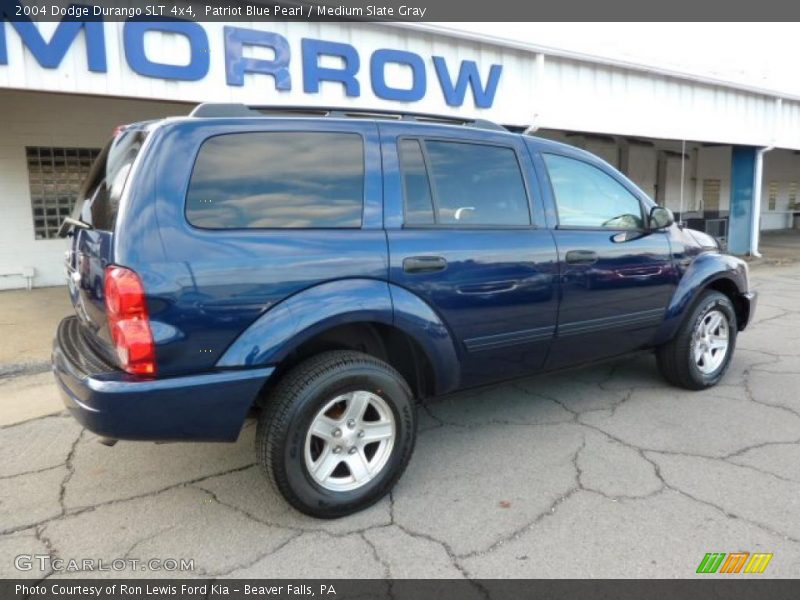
[537,151,678,369]
[381,124,560,388]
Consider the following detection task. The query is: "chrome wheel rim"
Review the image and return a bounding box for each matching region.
[304,391,396,492]
[692,309,730,375]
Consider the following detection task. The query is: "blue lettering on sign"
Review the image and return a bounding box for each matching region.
[0,17,503,108]
[433,57,503,108]
[124,19,208,81]
[301,38,360,97]
[224,26,290,89]
[370,49,426,102]
[0,9,106,72]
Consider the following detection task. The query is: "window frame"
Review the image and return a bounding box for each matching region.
[397,135,536,230]
[541,152,648,232]
[184,129,367,231]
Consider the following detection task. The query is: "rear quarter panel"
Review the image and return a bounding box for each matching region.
[115,119,386,377]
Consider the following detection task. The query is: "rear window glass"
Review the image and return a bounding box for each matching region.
[186,132,364,229]
[75,129,147,231]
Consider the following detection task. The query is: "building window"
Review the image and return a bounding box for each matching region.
[767,181,779,211]
[702,179,721,213]
[26,146,101,240]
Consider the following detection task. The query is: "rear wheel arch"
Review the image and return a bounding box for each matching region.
[258,321,438,405]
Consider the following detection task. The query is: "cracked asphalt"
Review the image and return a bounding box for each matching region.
[1,264,799,579]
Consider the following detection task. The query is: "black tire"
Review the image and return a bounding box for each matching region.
[256,350,416,518]
[656,290,738,390]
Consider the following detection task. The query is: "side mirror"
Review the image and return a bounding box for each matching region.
[649,206,674,230]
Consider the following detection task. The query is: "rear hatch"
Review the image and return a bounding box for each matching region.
[62,125,149,367]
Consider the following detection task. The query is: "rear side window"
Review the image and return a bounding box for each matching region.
[75,129,147,231]
[399,139,434,225]
[186,132,364,229]
[399,139,530,227]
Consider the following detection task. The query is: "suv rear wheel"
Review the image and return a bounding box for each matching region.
[256,350,416,518]
[656,290,737,390]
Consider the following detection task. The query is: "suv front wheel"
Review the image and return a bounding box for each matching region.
[256,350,417,518]
[656,290,738,390]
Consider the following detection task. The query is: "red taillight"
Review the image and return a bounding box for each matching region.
[104,266,156,376]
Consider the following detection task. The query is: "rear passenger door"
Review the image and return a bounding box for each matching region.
[381,124,560,388]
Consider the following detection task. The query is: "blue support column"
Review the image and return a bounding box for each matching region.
[728,146,757,255]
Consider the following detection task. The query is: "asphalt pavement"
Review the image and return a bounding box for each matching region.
[1,264,798,579]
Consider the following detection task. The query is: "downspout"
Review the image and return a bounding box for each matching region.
[750,97,781,257]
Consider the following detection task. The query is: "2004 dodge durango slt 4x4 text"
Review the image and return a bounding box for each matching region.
[53,104,757,517]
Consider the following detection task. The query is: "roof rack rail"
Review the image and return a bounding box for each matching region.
[189,103,507,132]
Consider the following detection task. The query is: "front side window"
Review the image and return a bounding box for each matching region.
[399,139,530,227]
[186,132,364,228]
[543,153,644,230]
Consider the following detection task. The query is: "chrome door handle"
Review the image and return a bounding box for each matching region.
[565,250,598,265]
[403,256,448,274]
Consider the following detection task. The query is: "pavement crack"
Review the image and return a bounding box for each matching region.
[360,532,393,580]
[456,486,582,561]
[202,530,304,577]
[722,438,800,460]
[0,462,259,537]
[419,402,445,430]
[742,368,800,420]
[32,525,57,581]
[0,464,64,481]
[0,412,68,431]
[58,429,84,514]
[122,525,178,561]
[665,484,800,545]
[194,484,302,533]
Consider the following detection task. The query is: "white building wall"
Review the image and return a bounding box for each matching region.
[625,144,657,199]
[0,90,190,290]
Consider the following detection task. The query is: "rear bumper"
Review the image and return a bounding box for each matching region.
[738,290,757,330]
[52,317,273,442]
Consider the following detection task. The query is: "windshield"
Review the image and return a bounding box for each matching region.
[71,128,148,231]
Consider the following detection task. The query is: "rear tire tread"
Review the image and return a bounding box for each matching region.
[256,350,414,518]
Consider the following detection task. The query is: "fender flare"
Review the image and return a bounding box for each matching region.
[216,279,461,394]
[653,252,748,345]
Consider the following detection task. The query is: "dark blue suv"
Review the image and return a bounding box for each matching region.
[53,104,756,517]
